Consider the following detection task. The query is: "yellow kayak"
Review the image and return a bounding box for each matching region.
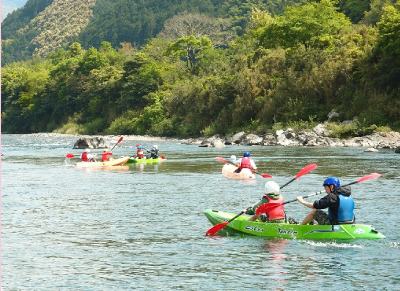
[75,157,129,168]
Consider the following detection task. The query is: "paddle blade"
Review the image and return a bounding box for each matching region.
[136,144,141,147]
[216,157,229,163]
[206,222,229,236]
[357,173,382,183]
[160,155,166,159]
[255,203,282,215]
[295,163,317,179]
[260,174,273,178]
[66,154,75,158]
[117,137,123,144]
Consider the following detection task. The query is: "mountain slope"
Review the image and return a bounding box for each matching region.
[1,0,301,65]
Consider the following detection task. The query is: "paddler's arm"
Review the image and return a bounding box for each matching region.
[242,198,267,214]
[297,196,314,209]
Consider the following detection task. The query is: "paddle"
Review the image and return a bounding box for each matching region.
[280,163,317,189]
[206,208,251,236]
[215,157,272,178]
[110,137,123,152]
[255,173,382,215]
[205,163,316,236]
[66,152,111,158]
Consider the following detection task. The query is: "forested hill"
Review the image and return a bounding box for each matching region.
[1,0,400,136]
[1,0,302,65]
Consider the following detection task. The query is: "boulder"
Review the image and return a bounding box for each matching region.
[211,139,226,148]
[73,137,109,149]
[364,148,379,152]
[230,132,246,144]
[242,133,263,146]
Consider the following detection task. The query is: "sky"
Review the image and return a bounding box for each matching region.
[1,0,27,21]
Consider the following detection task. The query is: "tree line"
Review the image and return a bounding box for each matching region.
[2,0,400,137]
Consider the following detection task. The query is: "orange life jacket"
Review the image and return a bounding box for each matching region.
[262,195,285,220]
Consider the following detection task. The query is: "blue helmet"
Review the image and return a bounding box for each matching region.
[323,177,340,187]
[138,146,142,149]
[243,152,250,157]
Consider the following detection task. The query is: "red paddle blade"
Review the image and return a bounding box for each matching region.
[117,137,123,144]
[295,163,317,179]
[260,174,273,178]
[206,221,229,236]
[66,154,75,158]
[136,144,140,147]
[160,155,166,159]
[357,173,382,183]
[216,157,229,163]
[255,203,282,215]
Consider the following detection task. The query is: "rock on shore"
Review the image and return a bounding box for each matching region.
[185,125,400,150]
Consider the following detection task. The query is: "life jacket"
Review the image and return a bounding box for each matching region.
[150,149,159,158]
[262,195,285,220]
[137,149,144,158]
[240,157,252,170]
[82,152,90,162]
[328,194,355,223]
[102,153,110,162]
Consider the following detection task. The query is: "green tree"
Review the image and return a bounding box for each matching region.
[258,0,352,50]
[166,35,214,73]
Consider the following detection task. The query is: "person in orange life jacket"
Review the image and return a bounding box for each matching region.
[296,177,355,225]
[81,149,96,162]
[234,152,257,173]
[102,149,110,162]
[136,146,144,159]
[241,181,285,223]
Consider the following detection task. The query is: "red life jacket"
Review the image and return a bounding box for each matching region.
[102,153,110,162]
[137,149,144,158]
[82,152,90,162]
[262,195,285,220]
[240,157,252,170]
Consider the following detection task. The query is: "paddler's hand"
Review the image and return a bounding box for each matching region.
[297,196,305,204]
[242,209,246,213]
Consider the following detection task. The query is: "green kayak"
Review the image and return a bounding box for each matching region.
[126,157,165,164]
[204,209,385,240]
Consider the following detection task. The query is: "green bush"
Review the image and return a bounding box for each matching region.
[83,118,108,135]
[106,116,138,134]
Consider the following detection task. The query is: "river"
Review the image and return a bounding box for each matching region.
[1,134,399,290]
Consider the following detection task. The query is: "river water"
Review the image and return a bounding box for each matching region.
[1,134,399,290]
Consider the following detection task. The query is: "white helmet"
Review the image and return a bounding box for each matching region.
[86,149,91,153]
[265,181,280,194]
[153,145,158,150]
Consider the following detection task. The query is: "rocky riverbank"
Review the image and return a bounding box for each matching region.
[184,124,400,152]
[20,125,400,152]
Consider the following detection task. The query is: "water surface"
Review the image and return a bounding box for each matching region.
[1,134,399,290]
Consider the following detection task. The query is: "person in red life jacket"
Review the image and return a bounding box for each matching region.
[136,146,144,159]
[296,177,355,225]
[241,181,285,223]
[234,151,257,173]
[81,149,96,162]
[102,149,110,162]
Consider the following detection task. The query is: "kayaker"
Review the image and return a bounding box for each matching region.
[234,152,257,173]
[136,146,144,159]
[102,149,110,162]
[81,149,96,162]
[296,177,355,225]
[241,181,285,223]
[149,145,159,159]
